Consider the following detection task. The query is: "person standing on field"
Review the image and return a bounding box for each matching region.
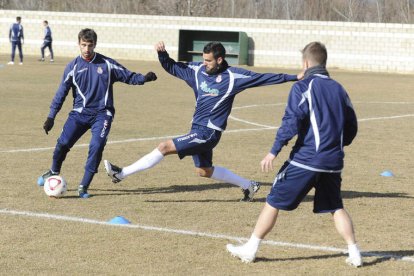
[37,28,157,198]
[39,20,54,62]
[104,41,303,201]
[226,41,362,267]
[8,16,24,65]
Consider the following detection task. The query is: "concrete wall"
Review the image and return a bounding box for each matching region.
[1,9,414,73]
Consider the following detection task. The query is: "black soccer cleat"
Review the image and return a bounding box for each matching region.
[37,169,58,186]
[240,181,260,202]
[104,160,124,183]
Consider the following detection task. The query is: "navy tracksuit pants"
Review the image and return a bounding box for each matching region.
[41,41,54,59]
[51,110,112,188]
[11,41,23,62]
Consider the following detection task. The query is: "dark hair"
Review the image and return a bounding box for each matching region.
[78,28,97,44]
[203,42,226,59]
[16,16,21,21]
[301,42,327,66]
[44,20,48,24]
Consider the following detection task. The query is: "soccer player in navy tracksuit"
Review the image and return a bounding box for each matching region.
[226,42,362,267]
[39,20,54,62]
[8,16,24,65]
[37,29,157,198]
[104,41,303,201]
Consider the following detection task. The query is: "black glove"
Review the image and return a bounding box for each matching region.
[144,72,157,82]
[43,117,54,135]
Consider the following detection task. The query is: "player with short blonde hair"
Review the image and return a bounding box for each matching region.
[226,41,362,267]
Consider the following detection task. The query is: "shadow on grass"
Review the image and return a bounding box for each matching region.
[256,250,414,267]
[301,190,414,202]
[93,182,235,194]
[361,250,414,266]
[256,252,344,262]
[85,182,413,201]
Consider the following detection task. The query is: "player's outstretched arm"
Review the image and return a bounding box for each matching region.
[155,41,166,53]
[155,41,195,81]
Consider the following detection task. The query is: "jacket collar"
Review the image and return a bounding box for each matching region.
[304,65,329,79]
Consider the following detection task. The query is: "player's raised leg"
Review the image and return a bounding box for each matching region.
[104,140,174,183]
[191,144,260,201]
[209,166,260,201]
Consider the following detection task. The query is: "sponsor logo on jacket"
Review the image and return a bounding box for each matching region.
[200,81,219,96]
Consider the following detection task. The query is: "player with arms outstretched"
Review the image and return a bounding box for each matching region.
[105,41,302,201]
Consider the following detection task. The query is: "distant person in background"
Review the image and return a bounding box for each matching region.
[8,16,24,65]
[37,28,157,198]
[39,20,54,62]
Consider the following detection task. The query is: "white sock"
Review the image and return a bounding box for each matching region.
[348,243,361,258]
[211,166,251,189]
[245,233,262,252]
[122,148,164,177]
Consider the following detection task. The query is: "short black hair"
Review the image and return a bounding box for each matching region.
[203,42,226,59]
[301,42,327,66]
[44,20,48,24]
[16,16,21,21]
[78,28,97,44]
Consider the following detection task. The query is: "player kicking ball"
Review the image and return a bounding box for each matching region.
[38,28,157,198]
[104,41,303,201]
[226,42,362,267]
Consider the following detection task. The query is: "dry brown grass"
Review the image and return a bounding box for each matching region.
[0,54,413,275]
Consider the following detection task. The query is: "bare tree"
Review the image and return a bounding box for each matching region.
[3,0,414,23]
[399,0,411,23]
[375,0,384,22]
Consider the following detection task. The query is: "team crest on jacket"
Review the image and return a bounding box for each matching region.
[216,74,222,83]
[97,66,103,74]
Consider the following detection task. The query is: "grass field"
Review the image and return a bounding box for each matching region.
[0,54,413,275]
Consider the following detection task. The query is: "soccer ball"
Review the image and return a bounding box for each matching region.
[44,175,67,197]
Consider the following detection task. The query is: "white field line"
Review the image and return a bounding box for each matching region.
[228,115,275,128]
[1,102,413,153]
[232,103,287,110]
[0,113,412,153]
[0,208,413,263]
[2,112,412,154]
[358,114,414,122]
[353,101,414,105]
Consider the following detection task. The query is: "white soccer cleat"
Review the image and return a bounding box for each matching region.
[226,243,256,263]
[7,61,14,65]
[19,62,23,65]
[241,181,260,202]
[346,255,363,267]
[104,160,124,183]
